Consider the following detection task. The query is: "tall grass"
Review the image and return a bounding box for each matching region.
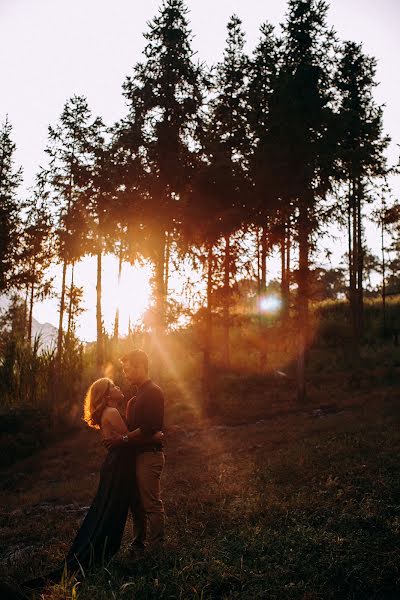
[1,298,399,466]
[0,334,84,466]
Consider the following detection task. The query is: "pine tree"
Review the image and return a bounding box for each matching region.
[79,118,121,368]
[182,159,226,414]
[0,117,23,292]
[44,96,94,366]
[107,117,145,343]
[122,0,204,350]
[280,0,337,401]
[247,22,282,367]
[335,41,389,344]
[16,183,54,342]
[247,22,279,296]
[207,14,251,368]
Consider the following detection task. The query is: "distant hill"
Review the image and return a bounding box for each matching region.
[31,317,58,350]
[1,295,58,350]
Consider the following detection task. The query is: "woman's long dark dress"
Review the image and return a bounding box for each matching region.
[25,445,135,588]
[64,445,135,572]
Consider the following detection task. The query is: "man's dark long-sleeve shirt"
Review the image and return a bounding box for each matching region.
[126,379,164,451]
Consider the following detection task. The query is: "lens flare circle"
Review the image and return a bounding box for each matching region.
[258,295,282,314]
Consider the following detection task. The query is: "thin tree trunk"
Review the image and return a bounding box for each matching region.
[152,230,166,379]
[23,286,29,340]
[348,181,357,350]
[381,209,386,334]
[281,222,291,320]
[256,227,262,371]
[223,233,231,368]
[280,234,286,304]
[28,279,35,343]
[259,226,268,371]
[96,246,103,369]
[286,223,291,299]
[353,182,359,340]
[347,182,353,292]
[67,261,75,337]
[113,249,123,340]
[297,207,309,403]
[203,242,214,416]
[56,258,68,368]
[260,226,267,293]
[155,231,166,333]
[256,227,261,297]
[356,181,364,338]
[164,230,171,298]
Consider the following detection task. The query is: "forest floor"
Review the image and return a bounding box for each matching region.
[0,381,399,599]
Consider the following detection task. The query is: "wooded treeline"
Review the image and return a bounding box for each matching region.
[1,0,399,409]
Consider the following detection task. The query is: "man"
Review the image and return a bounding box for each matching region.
[104,349,165,553]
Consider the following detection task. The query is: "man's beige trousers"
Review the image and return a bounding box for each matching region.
[131,451,165,547]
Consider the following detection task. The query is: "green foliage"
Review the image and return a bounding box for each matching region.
[0,117,23,292]
[0,316,84,466]
[122,0,205,232]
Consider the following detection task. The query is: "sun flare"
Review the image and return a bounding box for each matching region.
[258,295,282,314]
[102,261,153,335]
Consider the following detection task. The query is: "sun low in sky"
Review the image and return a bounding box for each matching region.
[34,257,152,341]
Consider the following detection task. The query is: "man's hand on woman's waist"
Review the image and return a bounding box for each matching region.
[103,429,164,449]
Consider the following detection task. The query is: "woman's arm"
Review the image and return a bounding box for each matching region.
[102,410,164,448]
[102,408,128,436]
[125,428,164,444]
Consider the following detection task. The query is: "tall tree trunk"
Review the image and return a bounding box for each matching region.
[259,226,268,371]
[222,233,231,368]
[67,261,75,337]
[260,226,267,293]
[280,234,286,306]
[347,181,358,350]
[96,246,103,370]
[155,231,166,333]
[23,286,29,340]
[28,278,35,344]
[56,258,68,369]
[256,227,261,297]
[113,249,123,340]
[347,183,354,293]
[297,207,309,403]
[281,221,291,320]
[152,230,166,379]
[353,181,360,338]
[381,209,387,334]
[356,180,364,339]
[164,230,171,298]
[286,223,291,306]
[202,243,214,416]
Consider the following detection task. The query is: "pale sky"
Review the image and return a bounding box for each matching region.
[1,0,399,340]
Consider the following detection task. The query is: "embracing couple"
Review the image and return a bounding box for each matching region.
[25,349,165,590]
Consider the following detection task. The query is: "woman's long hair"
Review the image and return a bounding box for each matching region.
[83,378,112,429]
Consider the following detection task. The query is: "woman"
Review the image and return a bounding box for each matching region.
[25,378,162,588]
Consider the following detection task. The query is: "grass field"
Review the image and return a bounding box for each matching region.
[0,365,399,599]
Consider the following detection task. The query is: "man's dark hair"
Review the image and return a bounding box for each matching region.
[120,349,149,372]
